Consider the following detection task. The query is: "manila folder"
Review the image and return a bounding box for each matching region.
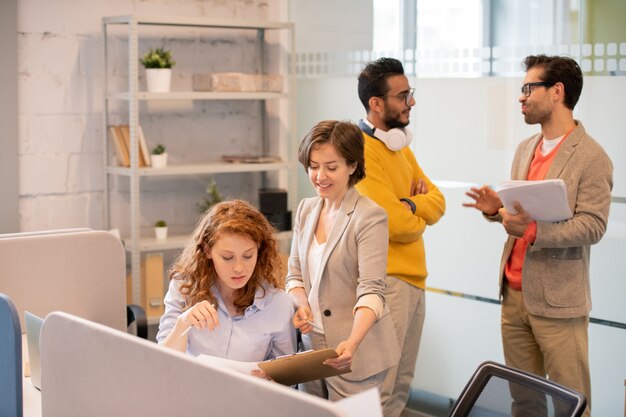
[258,348,351,386]
[496,179,572,222]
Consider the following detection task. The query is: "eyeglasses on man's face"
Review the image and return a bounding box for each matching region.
[377,88,415,106]
[521,82,553,97]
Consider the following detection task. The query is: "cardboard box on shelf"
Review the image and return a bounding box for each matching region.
[192,72,283,92]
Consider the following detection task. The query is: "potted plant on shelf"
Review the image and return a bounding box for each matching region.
[154,220,168,240]
[151,144,167,168]
[197,177,224,213]
[140,47,176,93]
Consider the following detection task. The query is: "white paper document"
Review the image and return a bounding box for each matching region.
[196,354,261,375]
[496,179,572,222]
[336,388,383,417]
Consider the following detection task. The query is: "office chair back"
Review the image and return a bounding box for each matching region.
[449,361,586,417]
[0,293,23,417]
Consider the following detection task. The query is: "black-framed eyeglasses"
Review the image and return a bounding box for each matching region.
[521,82,552,97]
[377,88,415,105]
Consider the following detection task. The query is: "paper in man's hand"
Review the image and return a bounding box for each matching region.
[496,179,572,222]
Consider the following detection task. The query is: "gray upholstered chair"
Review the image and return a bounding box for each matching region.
[0,292,23,417]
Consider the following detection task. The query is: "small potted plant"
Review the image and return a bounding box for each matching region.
[140,47,176,93]
[151,144,167,168]
[154,220,168,240]
[197,177,224,213]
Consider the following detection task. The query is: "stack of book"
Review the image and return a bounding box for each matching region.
[108,125,151,167]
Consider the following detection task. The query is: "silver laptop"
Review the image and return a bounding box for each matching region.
[24,311,44,390]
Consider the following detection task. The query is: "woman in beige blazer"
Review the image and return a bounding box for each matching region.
[285,120,400,404]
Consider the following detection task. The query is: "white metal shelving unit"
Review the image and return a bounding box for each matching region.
[102,15,296,305]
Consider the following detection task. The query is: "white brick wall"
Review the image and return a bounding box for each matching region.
[20,193,103,231]
[17,0,285,232]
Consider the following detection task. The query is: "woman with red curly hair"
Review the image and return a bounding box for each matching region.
[157,199,296,362]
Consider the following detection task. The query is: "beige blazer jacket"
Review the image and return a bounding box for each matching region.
[495,121,613,318]
[285,187,400,381]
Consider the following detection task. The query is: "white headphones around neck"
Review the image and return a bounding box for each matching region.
[358,120,412,151]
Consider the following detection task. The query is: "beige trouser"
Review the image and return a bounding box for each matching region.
[501,284,591,417]
[380,277,426,417]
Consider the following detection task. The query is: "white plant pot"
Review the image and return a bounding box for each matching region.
[145,68,172,93]
[151,153,168,168]
[154,226,168,240]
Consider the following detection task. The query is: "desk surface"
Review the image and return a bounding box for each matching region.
[22,333,42,417]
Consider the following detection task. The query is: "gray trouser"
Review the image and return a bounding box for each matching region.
[380,277,426,417]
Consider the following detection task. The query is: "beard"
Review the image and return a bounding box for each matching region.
[524,109,550,125]
[382,104,410,129]
[524,114,538,125]
[523,101,553,126]
[385,116,409,129]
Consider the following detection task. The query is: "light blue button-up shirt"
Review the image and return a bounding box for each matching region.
[157,279,296,362]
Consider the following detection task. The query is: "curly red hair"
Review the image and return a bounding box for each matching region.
[169,199,281,314]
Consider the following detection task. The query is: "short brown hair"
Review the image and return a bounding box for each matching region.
[523,54,583,110]
[298,120,365,187]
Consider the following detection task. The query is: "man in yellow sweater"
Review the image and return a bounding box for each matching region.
[355,57,446,417]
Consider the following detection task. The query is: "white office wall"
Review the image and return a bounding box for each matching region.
[295,77,362,198]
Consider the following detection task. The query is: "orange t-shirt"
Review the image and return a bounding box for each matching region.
[505,134,569,290]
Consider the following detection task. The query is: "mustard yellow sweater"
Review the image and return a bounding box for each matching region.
[355,132,446,288]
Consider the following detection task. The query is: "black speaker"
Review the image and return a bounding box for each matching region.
[259,188,288,214]
[259,189,290,231]
[262,211,292,232]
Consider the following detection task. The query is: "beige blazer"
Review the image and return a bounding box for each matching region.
[496,121,613,318]
[285,187,400,381]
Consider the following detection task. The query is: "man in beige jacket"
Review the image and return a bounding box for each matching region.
[464,55,613,417]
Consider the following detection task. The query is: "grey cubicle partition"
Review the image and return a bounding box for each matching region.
[0,228,91,239]
[41,312,350,417]
[0,229,126,331]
